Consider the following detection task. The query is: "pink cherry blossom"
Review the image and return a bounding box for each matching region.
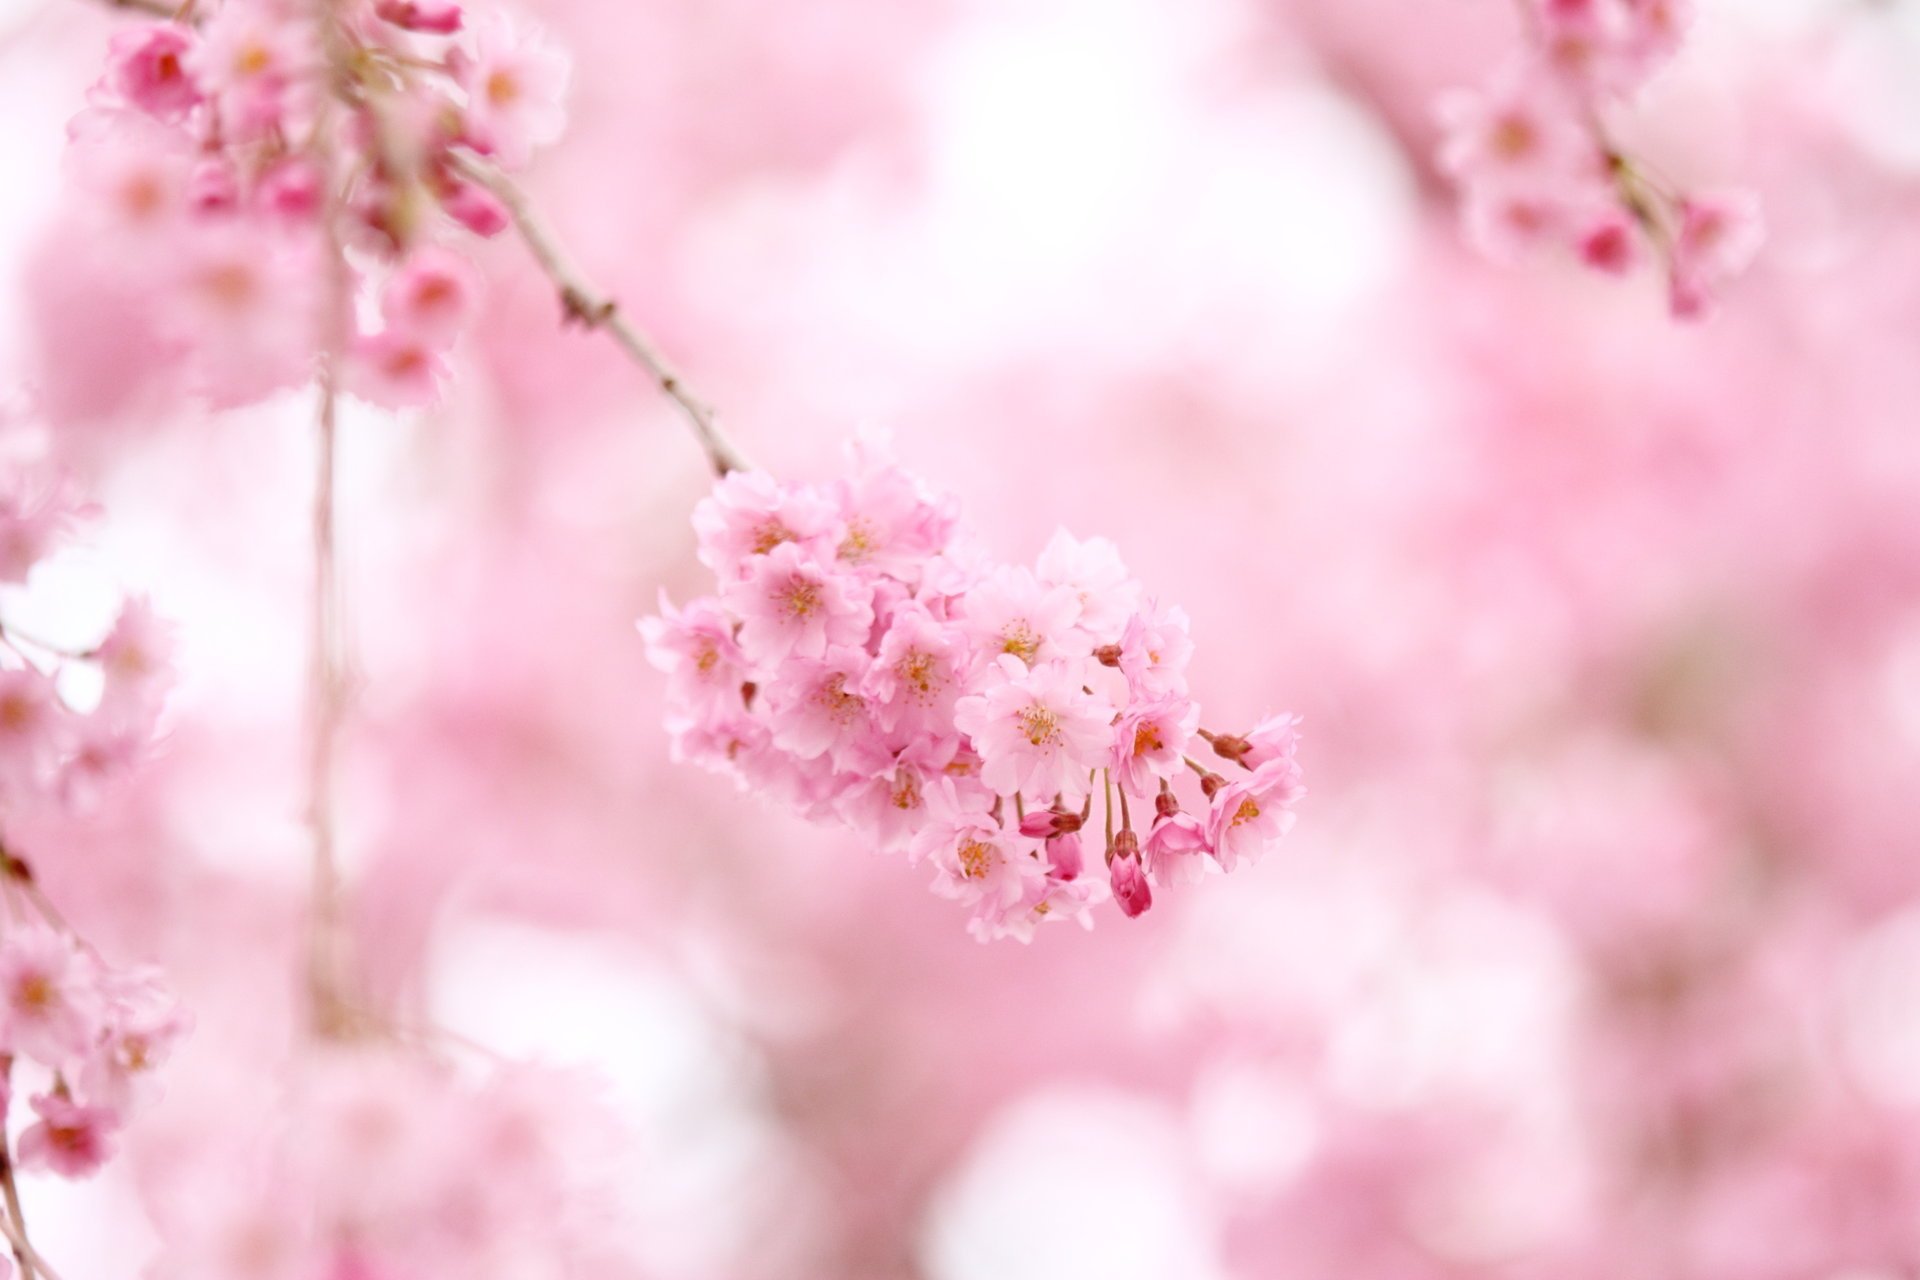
[767,647,889,774]
[1110,695,1197,796]
[639,594,748,717]
[380,248,480,345]
[349,329,448,410]
[0,669,69,797]
[1206,757,1305,873]
[723,542,875,666]
[1141,805,1210,887]
[960,566,1083,670]
[0,927,95,1067]
[952,655,1112,801]
[188,2,317,139]
[450,12,569,169]
[93,595,173,728]
[101,23,204,122]
[1667,190,1765,321]
[693,470,839,580]
[16,1093,118,1179]
[865,600,965,735]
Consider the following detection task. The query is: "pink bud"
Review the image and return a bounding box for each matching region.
[439,180,510,238]
[104,23,203,121]
[186,158,238,215]
[374,0,464,34]
[1110,846,1152,918]
[1578,213,1639,276]
[1045,832,1084,881]
[257,157,323,221]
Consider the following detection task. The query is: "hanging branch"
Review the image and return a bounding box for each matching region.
[446,151,751,479]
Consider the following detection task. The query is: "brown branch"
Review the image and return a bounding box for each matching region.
[446,151,750,478]
[305,0,355,1041]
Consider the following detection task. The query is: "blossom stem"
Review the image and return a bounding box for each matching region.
[306,0,355,1041]
[0,1060,36,1280]
[444,151,751,479]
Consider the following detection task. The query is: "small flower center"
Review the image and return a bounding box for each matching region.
[898,650,939,701]
[486,69,522,106]
[999,622,1040,663]
[957,838,998,880]
[750,520,794,555]
[838,519,876,563]
[1132,723,1163,757]
[780,576,821,619]
[1491,112,1536,161]
[1017,705,1060,747]
[1232,797,1261,826]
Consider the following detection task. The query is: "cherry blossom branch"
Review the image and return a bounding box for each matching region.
[445,151,751,478]
[0,1062,36,1280]
[305,0,355,1041]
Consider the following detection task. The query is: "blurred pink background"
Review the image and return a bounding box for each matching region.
[5,0,1920,1275]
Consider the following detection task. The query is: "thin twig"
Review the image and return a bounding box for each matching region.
[446,151,751,478]
[0,1059,35,1280]
[0,1205,59,1280]
[305,0,354,1040]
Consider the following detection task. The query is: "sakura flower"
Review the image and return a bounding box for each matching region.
[1437,70,1593,194]
[953,656,1112,801]
[723,542,874,666]
[101,23,204,121]
[836,752,938,853]
[692,470,839,580]
[831,451,956,579]
[1111,695,1197,796]
[0,927,95,1066]
[1667,190,1764,321]
[452,12,569,169]
[380,247,481,345]
[866,600,965,735]
[1206,758,1305,873]
[58,719,151,810]
[65,109,195,248]
[349,328,448,409]
[640,593,748,716]
[767,647,889,774]
[94,595,173,727]
[1036,529,1142,640]
[189,2,318,139]
[0,470,78,585]
[1112,603,1194,698]
[16,1093,118,1179]
[920,814,1047,916]
[1142,806,1211,887]
[980,872,1103,943]
[162,225,316,407]
[961,566,1083,669]
[0,669,69,796]
[80,969,189,1112]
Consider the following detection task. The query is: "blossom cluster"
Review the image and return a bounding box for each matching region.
[643,449,1304,942]
[0,464,170,810]
[1438,0,1762,318]
[0,454,188,1201]
[153,1050,631,1280]
[65,0,567,409]
[0,916,188,1183]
